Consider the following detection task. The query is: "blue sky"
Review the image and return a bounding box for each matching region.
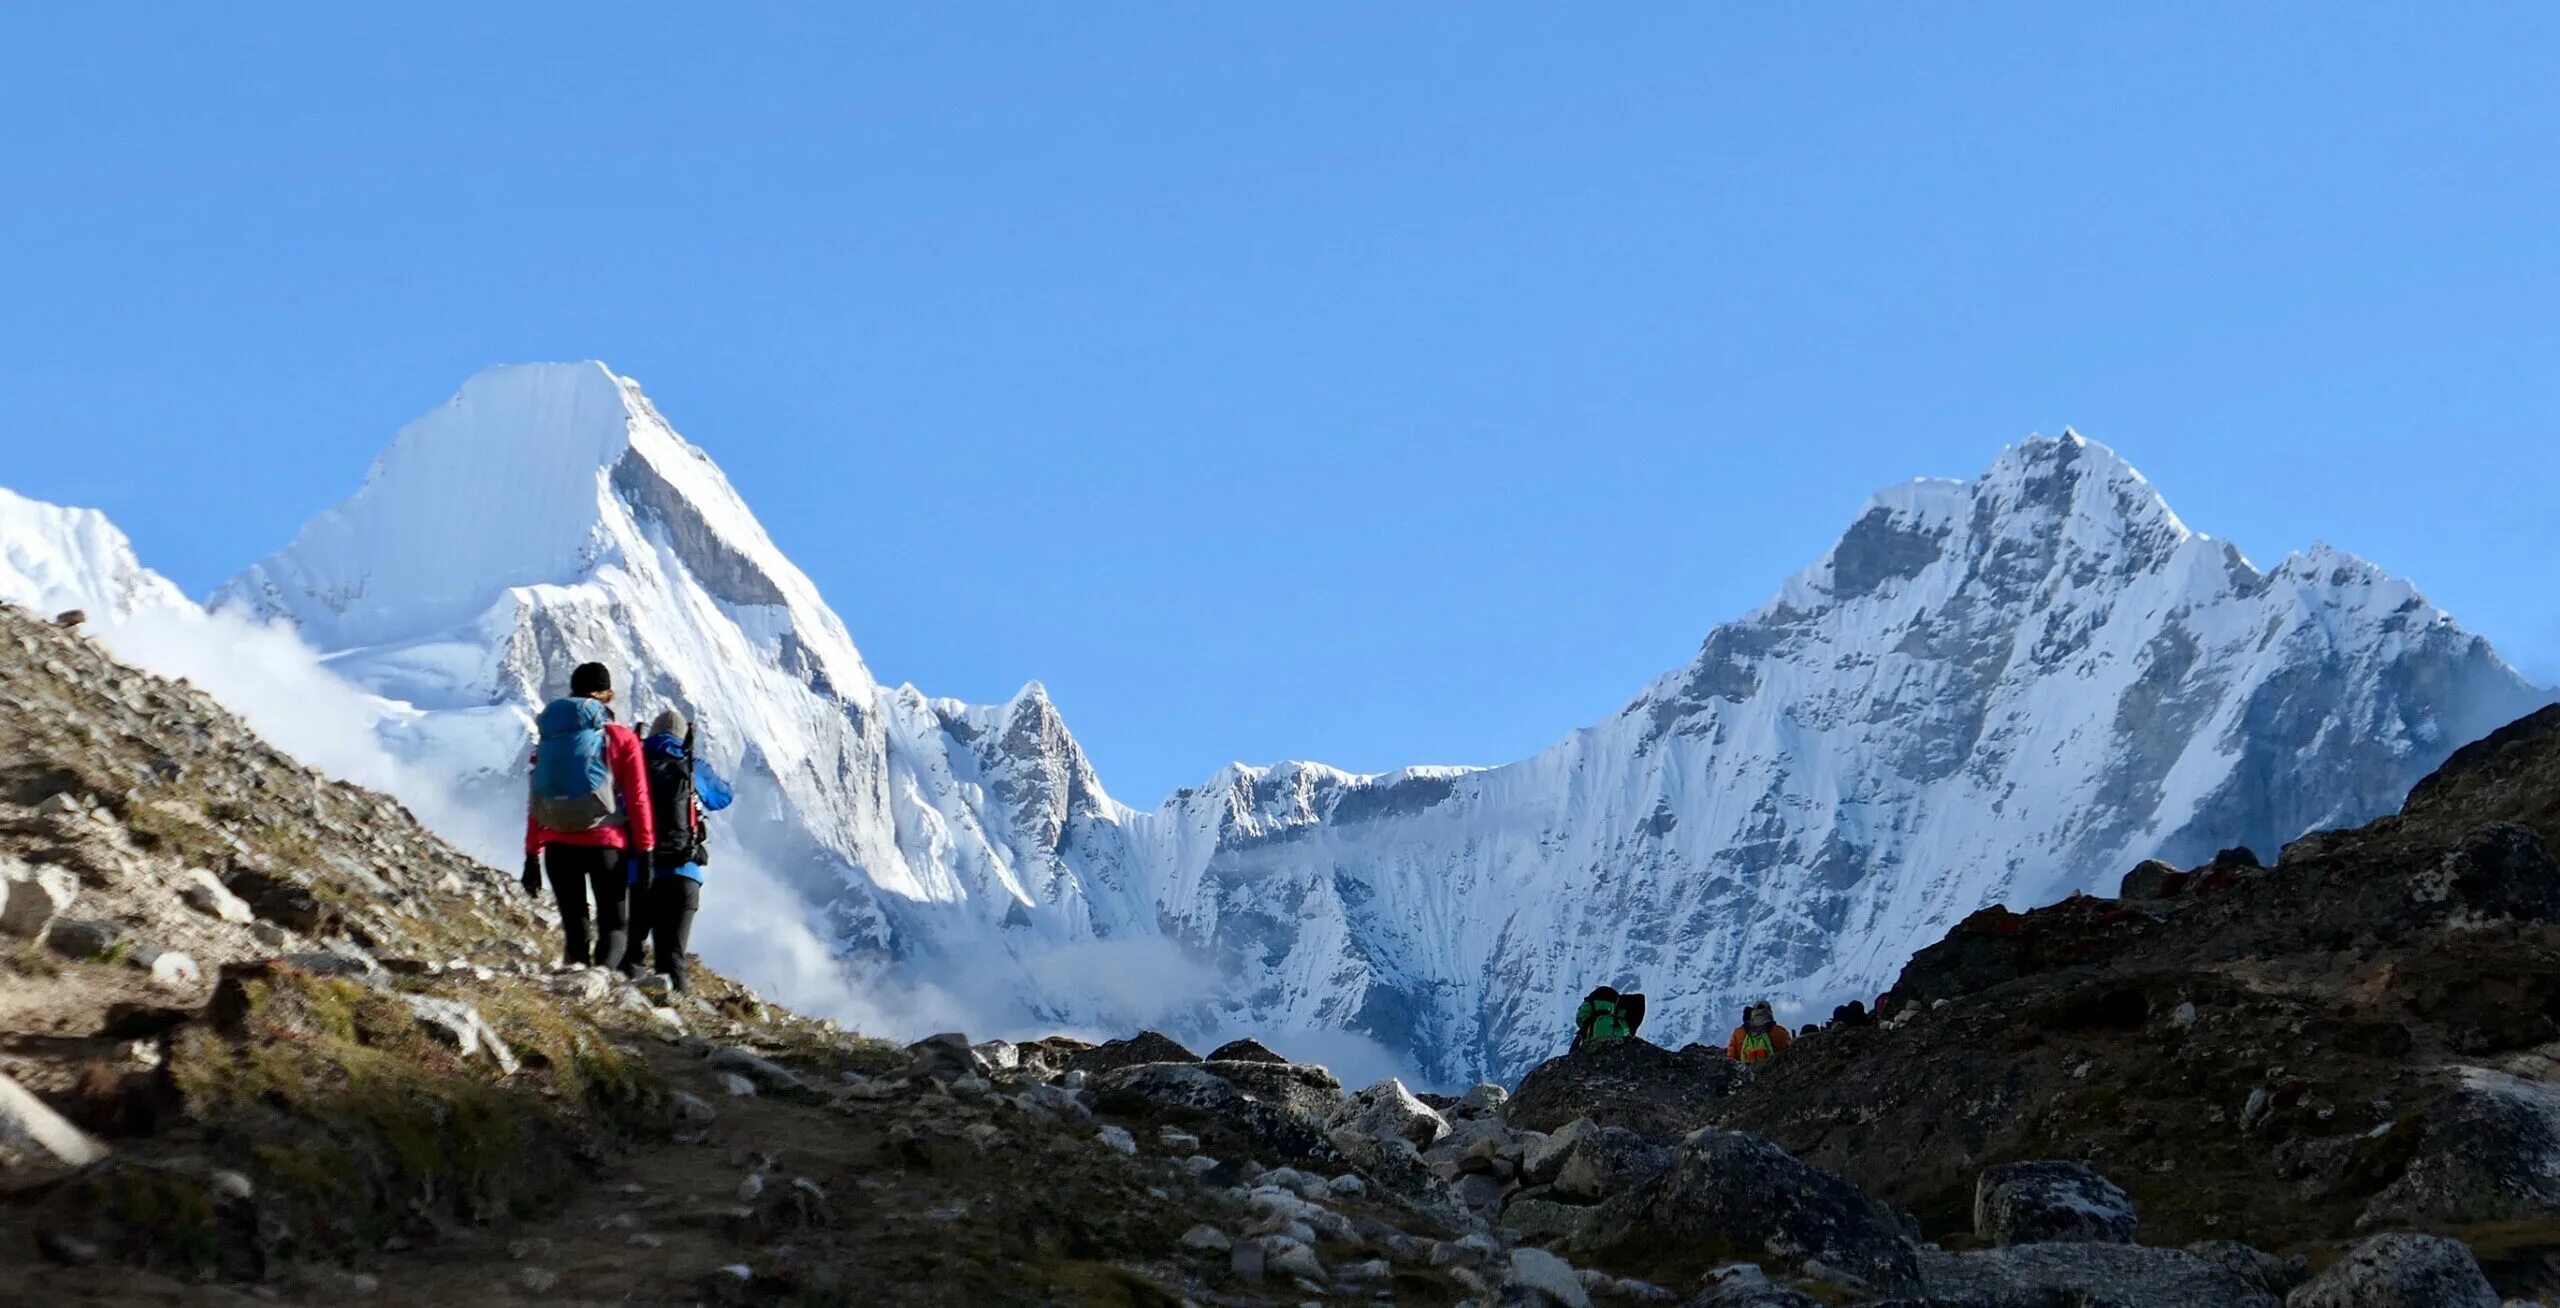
[5,4,2555,804]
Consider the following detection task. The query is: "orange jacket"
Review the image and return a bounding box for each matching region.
[1727,1023,1792,1062]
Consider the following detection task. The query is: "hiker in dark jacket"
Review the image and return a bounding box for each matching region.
[638,708,732,993]
[522,662,655,968]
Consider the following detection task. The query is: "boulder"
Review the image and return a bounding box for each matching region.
[2360,1069,2560,1228]
[2284,1233,2495,1308]
[1328,1077,1449,1148]
[1091,1061,1342,1163]
[1916,1243,2278,1308]
[1545,1122,1676,1201]
[0,860,79,939]
[1973,1160,2138,1245]
[1458,1082,1510,1115]
[1584,1129,1919,1293]
[1683,1264,1822,1307]
[1065,1031,1200,1078]
[1503,1190,1602,1245]
[44,918,125,960]
[708,1046,811,1095]
[223,865,329,933]
[1504,1247,1592,1308]
[1326,1126,1460,1214]
[0,1071,108,1170]
[904,1033,988,1081]
[176,868,254,924]
[2118,859,2181,900]
[2183,1241,2308,1299]
[1206,1038,1289,1064]
[1508,1039,1745,1143]
[2407,821,2560,923]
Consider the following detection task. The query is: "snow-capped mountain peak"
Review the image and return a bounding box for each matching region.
[0,485,192,621]
[188,371,2554,1084]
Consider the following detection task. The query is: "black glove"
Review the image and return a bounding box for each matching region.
[521,851,543,896]
[627,850,652,884]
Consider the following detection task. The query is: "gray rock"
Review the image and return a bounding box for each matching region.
[1551,1124,1677,1201]
[2284,1233,2496,1308]
[1453,1170,1509,1210]
[400,995,519,1074]
[1092,1060,1344,1163]
[1231,1239,1267,1281]
[1683,1263,1821,1307]
[1179,1224,1232,1252]
[1974,1160,2139,1245]
[546,967,614,1002]
[1095,1124,1137,1154]
[1505,1247,1592,1308]
[1918,1242,2278,1307]
[2185,1240,2309,1299]
[1265,1235,1326,1283]
[0,861,78,939]
[2119,858,2181,899]
[718,1073,757,1097]
[906,1032,988,1080]
[1505,1191,1601,1245]
[1066,1031,1201,1078]
[44,918,126,960]
[1206,1037,1290,1064]
[1330,1076,1450,1148]
[2361,1069,2560,1228]
[1508,1040,1747,1143]
[132,945,199,989]
[1458,1082,1511,1115]
[284,950,378,978]
[707,1045,809,1094]
[1523,1117,1601,1186]
[1329,1125,1462,1213]
[176,868,253,923]
[0,1071,108,1169]
[1584,1129,1919,1293]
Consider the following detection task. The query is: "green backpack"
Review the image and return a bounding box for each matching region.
[1577,996,1633,1042]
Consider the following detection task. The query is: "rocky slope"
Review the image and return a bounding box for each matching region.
[198,363,2548,1086]
[0,596,1509,1305]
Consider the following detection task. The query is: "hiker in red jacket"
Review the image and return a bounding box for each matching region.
[521,662,656,967]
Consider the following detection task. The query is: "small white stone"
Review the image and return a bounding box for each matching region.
[719,1073,757,1097]
[1096,1124,1138,1155]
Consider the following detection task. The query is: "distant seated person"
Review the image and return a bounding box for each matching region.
[1726,999,1792,1064]
[1571,985,1647,1052]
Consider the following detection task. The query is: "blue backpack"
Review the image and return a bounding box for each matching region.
[530,697,618,831]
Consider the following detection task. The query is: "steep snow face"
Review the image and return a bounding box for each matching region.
[0,486,192,620]
[217,363,1138,982]
[1126,434,2550,1082]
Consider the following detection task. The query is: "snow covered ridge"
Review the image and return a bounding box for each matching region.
[8,363,2549,1087]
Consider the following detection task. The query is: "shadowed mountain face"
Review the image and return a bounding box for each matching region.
[18,363,2539,1084]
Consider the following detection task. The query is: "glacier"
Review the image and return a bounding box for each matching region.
[8,361,2545,1086]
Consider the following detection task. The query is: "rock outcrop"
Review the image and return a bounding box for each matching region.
[1506,1039,1745,1141]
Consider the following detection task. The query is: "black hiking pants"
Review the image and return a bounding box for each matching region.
[614,859,655,975]
[649,875,700,992]
[543,845,627,968]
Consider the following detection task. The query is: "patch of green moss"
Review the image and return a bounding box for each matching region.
[148,966,672,1262]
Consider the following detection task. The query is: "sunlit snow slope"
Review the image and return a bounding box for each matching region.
[212,363,2551,1083]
